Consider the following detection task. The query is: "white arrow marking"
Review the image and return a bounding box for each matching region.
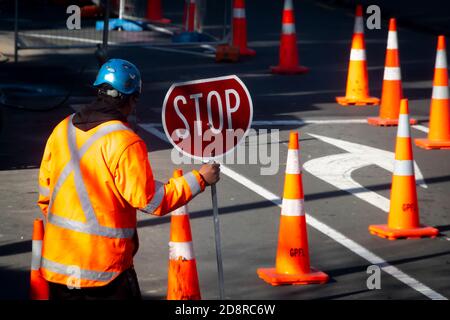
[303,133,427,213]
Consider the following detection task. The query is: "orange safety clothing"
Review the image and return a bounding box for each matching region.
[37,114,205,287]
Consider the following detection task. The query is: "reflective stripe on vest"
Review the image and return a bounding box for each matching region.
[143,180,165,213]
[47,115,135,239]
[39,185,50,197]
[41,257,118,282]
[142,172,201,214]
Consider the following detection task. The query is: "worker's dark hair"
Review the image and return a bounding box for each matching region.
[95,83,138,110]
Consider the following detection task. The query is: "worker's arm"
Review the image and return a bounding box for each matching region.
[146,163,220,216]
[37,133,53,217]
[114,140,219,216]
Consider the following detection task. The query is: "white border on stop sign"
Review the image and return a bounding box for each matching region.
[161,75,254,162]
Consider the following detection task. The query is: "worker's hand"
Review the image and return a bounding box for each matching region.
[199,163,220,186]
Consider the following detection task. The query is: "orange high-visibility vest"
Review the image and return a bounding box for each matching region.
[37,115,205,287]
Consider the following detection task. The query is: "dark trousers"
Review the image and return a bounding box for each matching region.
[49,267,142,300]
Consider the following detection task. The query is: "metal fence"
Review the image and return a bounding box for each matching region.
[13,0,231,62]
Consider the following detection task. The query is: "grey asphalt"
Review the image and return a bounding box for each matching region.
[0,0,449,300]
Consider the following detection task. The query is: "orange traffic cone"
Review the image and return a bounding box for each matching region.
[167,169,201,300]
[231,0,255,56]
[368,19,417,125]
[80,5,103,18]
[271,0,308,74]
[146,0,171,24]
[257,132,329,285]
[183,0,197,32]
[369,99,439,240]
[415,35,450,149]
[30,219,49,300]
[336,5,379,106]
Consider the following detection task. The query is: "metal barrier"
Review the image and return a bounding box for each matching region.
[13,0,231,62]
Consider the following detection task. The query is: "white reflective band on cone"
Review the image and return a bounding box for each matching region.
[281,198,305,216]
[282,23,296,35]
[397,114,411,138]
[169,241,195,260]
[284,0,293,10]
[233,8,245,18]
[350,49,366,61]
[435,50,448,69]
[354,17,364,34]
[286,149,301,174]
[432,86,449,99]
[384,67,401,80]
[172,205,188,216]
[394,160,414,176]
[387,31,398,49]
[31,240,42,271]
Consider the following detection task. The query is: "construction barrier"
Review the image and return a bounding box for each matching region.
[369,99,439,240]
[367,18,417,126]
[30,219,49,300]
[271,0,308,74]
[167,169,202,300]
[257,132,328,285]
[336,5,379,106]
[415,35,450,149]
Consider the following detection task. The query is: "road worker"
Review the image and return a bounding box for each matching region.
[36,58,220,300]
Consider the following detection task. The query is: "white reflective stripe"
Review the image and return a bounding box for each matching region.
[281,198,305,216]
[67,119,98,224]
[169,241,195,260]
[397,114,411,138]
[394,160,414,176]
[435,50,447,69]
[144,181,165,213]
[387,31,398,49]
[31,240,42,271]
[286,149,301,174]
[284,0,293,10]
[172,205,188,216]
[184,172,201,197]
[233,8,245,18]
[41,258,118,282]
[48,212,135,239]
[350,49,366,61]
[282,23,296,35]
[384,67,401,80]
[39,185,50,197]
[354,17,364,34]
[432,86,449,99]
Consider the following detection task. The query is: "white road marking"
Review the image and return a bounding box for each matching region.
[139,125,447,300]
[138,119,431,133]
[143,46,215,58]
[20,33,115,45]
[412,125,430,133]
[303,133,427,214]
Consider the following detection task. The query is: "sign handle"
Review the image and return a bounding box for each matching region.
[208,152,225,300]
[211,182,225,300]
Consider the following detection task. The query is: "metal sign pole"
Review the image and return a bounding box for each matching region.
[102,0,110,51]
[14,0,18,63]
[211,174,225,300]
[119,0,125,20]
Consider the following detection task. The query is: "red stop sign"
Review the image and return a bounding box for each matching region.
[162,75,253,160]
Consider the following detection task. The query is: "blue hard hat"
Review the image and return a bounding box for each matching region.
[93,58,142,95]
